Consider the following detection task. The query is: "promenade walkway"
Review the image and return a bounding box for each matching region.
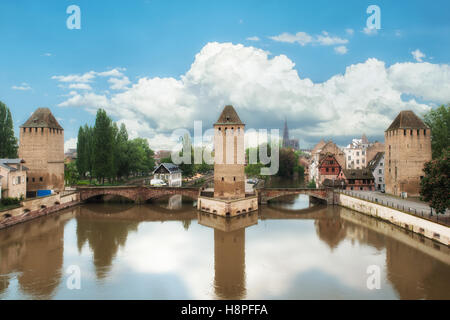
[340,190,450,226]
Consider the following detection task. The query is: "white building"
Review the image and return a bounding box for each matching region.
[152,163,182,187]
[342,134,371,169]
[367,152,385,192]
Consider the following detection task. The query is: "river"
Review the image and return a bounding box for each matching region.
[0,194,449,299]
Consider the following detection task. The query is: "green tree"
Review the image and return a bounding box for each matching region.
[277,148,297,178]
[65,161,79,185]
[307,179,317,189]
[92,109,115,184]
[424,104,450,159]
[420,147,450,215]
[0,101,18,158]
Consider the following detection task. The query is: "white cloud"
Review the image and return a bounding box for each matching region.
[108,77,131,90]
[52,71,96,83]
[270,31,347,47]
[346,29,354,36]
[97,68,126,78]
[42,53,52,57]
[411,49,426,62]
[362,27,378,36]
[68,83,92,90]
[334,46,348,55]
[12,82,31,91]
[64,138,77,152]
[55,42,449,150]
[246,36,260,41]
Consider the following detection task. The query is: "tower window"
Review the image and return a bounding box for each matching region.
[404,129,406,136]
[23,128,26,132]
[417,129,420,135]
[221,177,224,181]
[233,177,236,181]
[39,177,43,182]
[410,130,412,136]
[32,177,35,182]
[423,129,426,135]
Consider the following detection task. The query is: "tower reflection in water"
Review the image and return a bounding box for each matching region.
[197,211,258,300]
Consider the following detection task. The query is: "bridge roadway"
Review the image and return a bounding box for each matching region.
[76,185,335,205]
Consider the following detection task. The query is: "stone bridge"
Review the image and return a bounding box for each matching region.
[77,186,201,203]
[76,186,335,205]
[257,188,335,205]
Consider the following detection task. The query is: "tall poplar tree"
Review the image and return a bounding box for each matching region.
[92,109,114,184]
[0,101,18,158]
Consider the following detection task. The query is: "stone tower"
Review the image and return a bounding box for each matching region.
[214,105,245,199]
[385,110,431,196]
[19,108,64,195]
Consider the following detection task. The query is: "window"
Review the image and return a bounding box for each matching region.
[356,160,359,164]
[17,177,21,184]
[356,152,359,156]
[331,168,335,172]
[410,130,413,136]
[417,129,420,135]
[380,162,383,166]
[424,129,426,136]
[379,177,382,182]
[326,168,329,172]
[32,177,35,182]
[362,151,365,155]
[404,129,406,136]
[39,177,43,182]
[348,156,351,160]
[233,177,236,181]
[379,169,382,174]
[221,177,224,181]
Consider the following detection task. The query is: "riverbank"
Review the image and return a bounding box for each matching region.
[0,191,80,230]
[337,192,450,246]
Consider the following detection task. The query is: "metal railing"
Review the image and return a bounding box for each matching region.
[338,189,450,226]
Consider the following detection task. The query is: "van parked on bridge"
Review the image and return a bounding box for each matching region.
[150,179,167,187]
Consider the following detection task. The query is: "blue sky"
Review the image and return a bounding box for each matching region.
[1,0,449,150]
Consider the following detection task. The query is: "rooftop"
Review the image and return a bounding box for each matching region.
[386,110,428,131]
[342,169,374,180]
[215,105,243,125]
[20,108,63,130]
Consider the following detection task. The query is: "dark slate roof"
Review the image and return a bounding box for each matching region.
[215,105,243,125]
[386,110,428,131]
[0,159,26,172]
[20,108,63,130]
[342,169,374,180]
[367,152,385,170]
[153,163,181,174]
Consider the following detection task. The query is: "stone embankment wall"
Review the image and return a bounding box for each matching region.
[0,192,80,230]
[338,193,450,246]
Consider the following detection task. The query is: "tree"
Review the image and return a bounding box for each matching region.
[420,147,450,215]
[65,161,79,185]
[423,104,450,159]
[277,148,297,178]
[307,179,317,189]
[0,101,18,158]
[92,109,115,184]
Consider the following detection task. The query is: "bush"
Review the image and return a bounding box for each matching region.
[1,197,21,206]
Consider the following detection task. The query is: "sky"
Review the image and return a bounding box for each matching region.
[1,0,449,151]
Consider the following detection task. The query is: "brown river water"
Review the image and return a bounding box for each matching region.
[0,195,449,299]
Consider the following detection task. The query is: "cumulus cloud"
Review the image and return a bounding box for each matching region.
[269,31,347,46]
[411,49,426,62]
[334,46,348,55]
[12,82,31,91]
[108,77,131,90]
[68,83,92,90]
[64,137,77,152]
[55,42,449,149]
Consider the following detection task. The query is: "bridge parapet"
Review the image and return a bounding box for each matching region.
[258,188,334,205]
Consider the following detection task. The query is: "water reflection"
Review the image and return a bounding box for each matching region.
[0,196,449,299]
[198,212,258,299]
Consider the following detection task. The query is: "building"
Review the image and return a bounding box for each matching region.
[318,153,341,186]
[343,134,385,169]
[298,156,310,182]
[198,105,258,216]
[367,152,385,191]
[385,110,431,197]
[309,140,345,186]
[338,168,375,191]
[152,163,182,187]
[64,148,77,163]
[19,108,65,197]
[0,159,28,199]
[282,119,299,150]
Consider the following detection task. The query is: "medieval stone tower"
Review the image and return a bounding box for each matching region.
[213,105,245,199]
[19,108,64,195]
[385,110,431,197]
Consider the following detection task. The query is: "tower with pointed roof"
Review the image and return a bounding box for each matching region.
[213,105,245,199]
[198,105,258,217]
[19,108,64,195]
[384,110,431,196]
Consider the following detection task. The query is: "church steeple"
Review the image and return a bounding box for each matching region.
[283,117,289,147]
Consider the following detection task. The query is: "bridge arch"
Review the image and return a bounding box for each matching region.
[258,188,332,205]
[78,188,138,203]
